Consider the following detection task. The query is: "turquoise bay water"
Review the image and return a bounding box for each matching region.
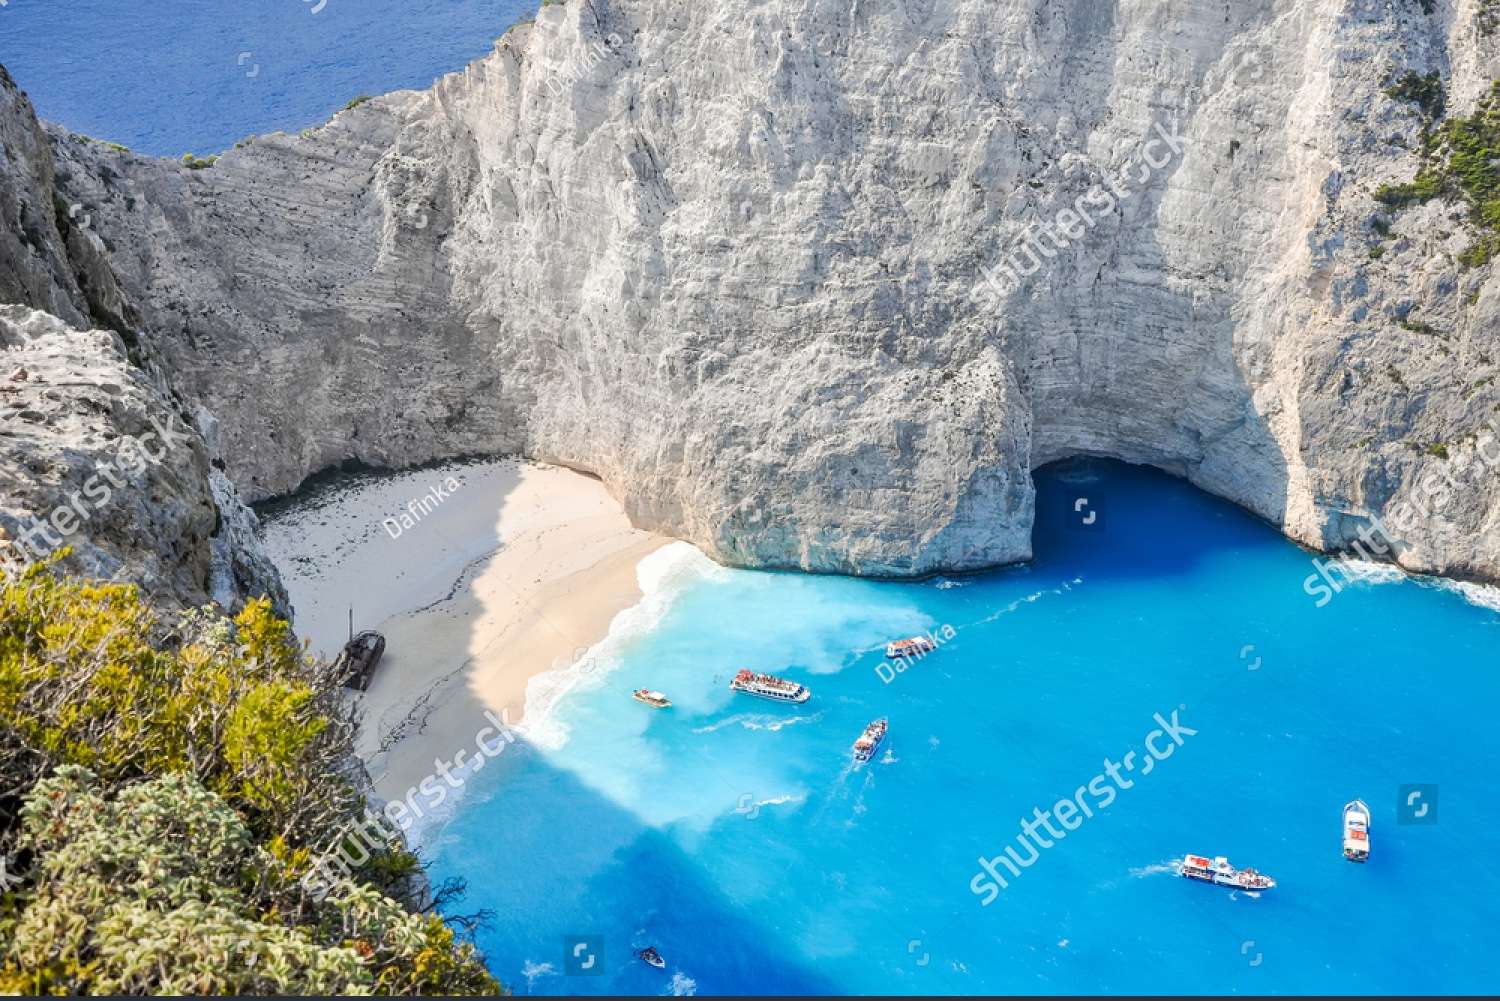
[427,460,1500,995]
[0,0,529,157]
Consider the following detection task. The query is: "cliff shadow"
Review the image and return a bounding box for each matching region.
[420,744,845,996]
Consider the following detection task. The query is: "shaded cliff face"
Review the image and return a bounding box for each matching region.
[0,306,288,614]
[9,0,1500,581]
[0,69,285,612]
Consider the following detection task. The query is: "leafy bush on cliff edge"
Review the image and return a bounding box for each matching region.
[0,559,499,995]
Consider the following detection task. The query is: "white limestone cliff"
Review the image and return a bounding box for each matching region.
[0,305,287,612]
[4,0,1500,587]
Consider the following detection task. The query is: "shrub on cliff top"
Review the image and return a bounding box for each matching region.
[0,766,496,995]
[0,558,500,995]
[0,561,347,840]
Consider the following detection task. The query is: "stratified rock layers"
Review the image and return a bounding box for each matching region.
[5,0,1500,583]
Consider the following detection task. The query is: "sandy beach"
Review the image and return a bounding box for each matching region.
[260,457,666,802]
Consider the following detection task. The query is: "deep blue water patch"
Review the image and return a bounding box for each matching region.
[0,0,531,156]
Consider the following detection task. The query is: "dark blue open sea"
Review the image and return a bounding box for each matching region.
[0,0,529,156]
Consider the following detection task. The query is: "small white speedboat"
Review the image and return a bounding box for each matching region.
[1343,799,1371,863]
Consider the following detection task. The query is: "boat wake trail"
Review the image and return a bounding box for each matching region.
[520,960,557,991]
[736,792,804,816]
[1129,859,1182,879]
[664,971,698,996]
[692,712,822,734]
[825,762,878,823]
[964,578,1083,630]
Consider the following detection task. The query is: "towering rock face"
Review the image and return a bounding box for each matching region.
[0,69,284,612]
[6,0,1500,582]
[0,306,288,613]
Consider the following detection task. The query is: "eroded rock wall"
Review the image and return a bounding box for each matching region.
[0,305,287,613]
[7,0,1500,581]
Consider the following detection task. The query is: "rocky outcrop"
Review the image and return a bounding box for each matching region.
[0,304,288,614]
[0,66,285,611]
[5,0,1500,581]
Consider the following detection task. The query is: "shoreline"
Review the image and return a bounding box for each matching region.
[259,457,668,805]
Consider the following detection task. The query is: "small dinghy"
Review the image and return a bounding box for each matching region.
[638,946,666,969]
[633,689,672,709]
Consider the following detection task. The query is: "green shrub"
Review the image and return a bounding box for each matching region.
[1374,171,1443,208]
[180,153,217,169]
[0,559,500,995]
[342,95,373,111]
[0,767,496,995]
[1377,79,1500,266]
[1399,316,1444,337]
[1385,70,1445,120]
[0,564,344,837]
[1459,234,1498,267]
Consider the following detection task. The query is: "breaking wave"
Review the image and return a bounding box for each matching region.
[520,542,715,750]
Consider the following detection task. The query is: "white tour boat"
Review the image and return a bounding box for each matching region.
[1180,854,1277,891]
[885,636,936,659]
[1343,799,1371,863]
[729,669,810,703]
[852,718,889,762]
[632,689,672,709]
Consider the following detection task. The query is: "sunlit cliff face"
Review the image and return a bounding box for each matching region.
[5,0,1500,584]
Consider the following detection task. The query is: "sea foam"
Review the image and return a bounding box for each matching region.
[520,542,716,750]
